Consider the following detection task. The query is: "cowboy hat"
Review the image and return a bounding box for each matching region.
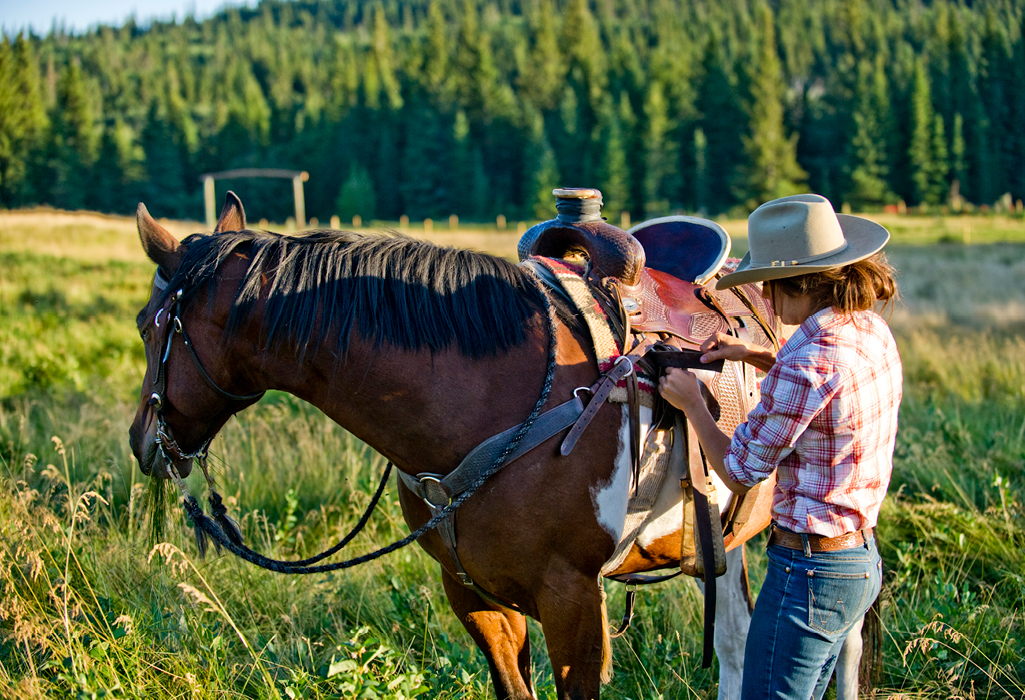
[715,194,890,290]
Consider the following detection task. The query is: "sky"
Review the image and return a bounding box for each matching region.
[1,0,255,36]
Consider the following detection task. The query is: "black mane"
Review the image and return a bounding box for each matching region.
[166,229,547,359]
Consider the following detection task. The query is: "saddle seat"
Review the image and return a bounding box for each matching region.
[628,214,731,286]
[616,215,775,350]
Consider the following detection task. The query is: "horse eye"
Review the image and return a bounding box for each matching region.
[140,329,148,341]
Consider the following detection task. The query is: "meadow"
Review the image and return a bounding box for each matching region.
[1,209,1023,699]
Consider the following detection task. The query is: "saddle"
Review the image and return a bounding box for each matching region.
[521,206,780,668]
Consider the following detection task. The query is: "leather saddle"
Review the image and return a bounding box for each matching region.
[520,211,779,666]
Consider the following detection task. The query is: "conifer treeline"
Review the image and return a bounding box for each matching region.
[0,0,1023,223]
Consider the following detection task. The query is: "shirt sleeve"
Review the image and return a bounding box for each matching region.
[724,354,840,487]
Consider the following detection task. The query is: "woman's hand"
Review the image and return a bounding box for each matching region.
[658,367,706,413]
[700,332,777,372]
[658,367,750,495]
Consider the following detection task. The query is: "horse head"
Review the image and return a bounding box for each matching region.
[129,192,262,480]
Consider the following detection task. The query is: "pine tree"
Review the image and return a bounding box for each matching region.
[453,0,498,122]
[335,162,377,221]
[595,95,629,217]
[0,34,48,207]
[523,110,561,220]
[48,58,99,210]
[693,127,708,215]
[399,96,452,219]
[93,118,146,214]
[518,0,564,111]
[372,4,403,110]
[845,58,893,208]
[950,112,966,200]
[734,5,807,210]
[928,112,949,206]
[642,79,674,216]
[908,59,937,205]
[696,34,744,215]
[423,0,451,100]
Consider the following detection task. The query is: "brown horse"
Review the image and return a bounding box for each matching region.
[129,194,860,699]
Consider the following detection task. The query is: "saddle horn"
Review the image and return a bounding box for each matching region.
[518,188,645,286]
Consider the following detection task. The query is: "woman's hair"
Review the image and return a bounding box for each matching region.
[768,252,899,315]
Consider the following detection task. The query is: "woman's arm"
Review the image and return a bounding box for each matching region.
[658,368,751,495]
[700,332,777,373]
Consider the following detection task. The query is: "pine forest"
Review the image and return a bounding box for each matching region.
[0,0,1023,225]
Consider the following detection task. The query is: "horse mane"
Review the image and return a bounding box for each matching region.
[167,229,548,359]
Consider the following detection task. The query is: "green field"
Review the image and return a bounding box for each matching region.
[1,211,1023,699]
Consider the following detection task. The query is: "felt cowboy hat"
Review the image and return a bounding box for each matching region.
[715,194,891,290]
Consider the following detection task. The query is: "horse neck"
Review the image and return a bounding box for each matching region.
[248,327,563,476]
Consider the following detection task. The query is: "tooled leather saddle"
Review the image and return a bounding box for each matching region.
[520,206,781,668]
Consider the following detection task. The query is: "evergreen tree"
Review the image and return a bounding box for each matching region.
[693,127,708,215]
[523,111,560,220]
[335,161,377,221]
[399,96,452,218]
[518,0,564,111]
[595,95,629,217]
[908,59,938,205]
[0,34,48,207]
[423,0,451,100]
[950,112,966,200]
[642,79,675,216]
[371,4,403,111]
[734,5,807,210]
[48,58,99,210]
[845,58,893,208]
[696,34,744,215]
[928,112,949,205]
[93,118,146,214]
[452,0,498,122]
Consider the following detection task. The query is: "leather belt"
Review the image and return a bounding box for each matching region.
[769,526,872,552]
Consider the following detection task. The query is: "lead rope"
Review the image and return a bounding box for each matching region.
[162,272,558,574]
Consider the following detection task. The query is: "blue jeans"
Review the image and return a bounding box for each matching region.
[741,535,882,700]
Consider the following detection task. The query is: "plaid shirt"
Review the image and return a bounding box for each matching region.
[724,308,903,537]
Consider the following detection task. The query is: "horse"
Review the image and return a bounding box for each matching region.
[129,193,863,699]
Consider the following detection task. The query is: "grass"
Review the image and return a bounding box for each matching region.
[0,210,1023,698]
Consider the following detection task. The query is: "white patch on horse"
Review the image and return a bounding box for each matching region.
[590,405,648,541]
[633,454,734,550]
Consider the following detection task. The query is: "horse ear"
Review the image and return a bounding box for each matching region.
[213,191,247,233]
[137,203,183,275]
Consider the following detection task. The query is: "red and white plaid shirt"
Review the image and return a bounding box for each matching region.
[724,308,903,537]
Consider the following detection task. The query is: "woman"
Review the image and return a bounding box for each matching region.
[659,194,902,699]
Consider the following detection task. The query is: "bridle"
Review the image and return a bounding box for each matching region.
[145,269,264,472]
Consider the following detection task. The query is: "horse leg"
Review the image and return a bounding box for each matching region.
[535,573,608,700]
[440,570,535,700]
[695,546,751,700]
[833,616,864,700]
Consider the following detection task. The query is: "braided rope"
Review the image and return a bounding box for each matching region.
[168,272,559,574]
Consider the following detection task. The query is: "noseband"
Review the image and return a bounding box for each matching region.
[146,270,265,469]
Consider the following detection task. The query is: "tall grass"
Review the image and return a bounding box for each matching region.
[1,215,1024,698]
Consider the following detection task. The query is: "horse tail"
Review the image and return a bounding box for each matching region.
[599,594,614,683]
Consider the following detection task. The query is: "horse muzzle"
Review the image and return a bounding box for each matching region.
[129,411,194,480]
